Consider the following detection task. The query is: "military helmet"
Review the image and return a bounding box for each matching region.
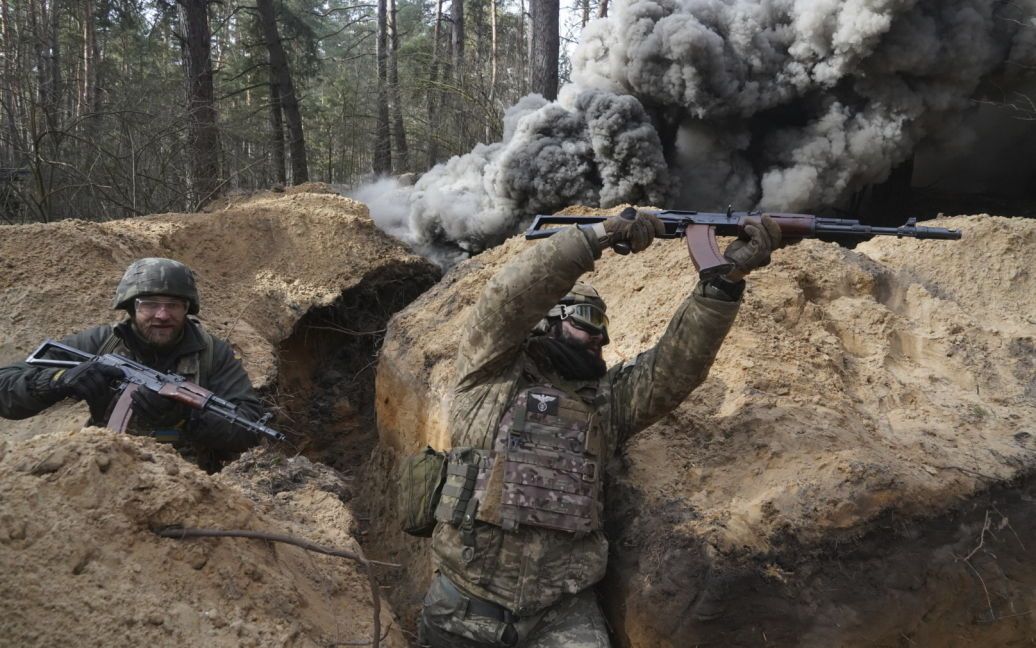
[558,283,606,313]
[112,258,200,314]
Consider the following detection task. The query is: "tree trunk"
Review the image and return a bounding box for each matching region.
[46,0,61,133]
[529,0,559,100]
[388,0,408,173]
[450,0,464,79]
[268,74,286,185]
[597,0,608,18]
[79,0,98,118]
[0,0,21,165]
[519,0,527,94]
[372,0,391,174]
[425,0,443,169]
[488,0,498,141]
[178,0,221,208]
[255,0,308,184]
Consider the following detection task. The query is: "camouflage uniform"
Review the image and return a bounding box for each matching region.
[0,258,263,470]
[421,225,741,647]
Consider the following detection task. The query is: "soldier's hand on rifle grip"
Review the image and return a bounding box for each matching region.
[131,388,191,428]
[722,214,782,281]
[601,208,666,254]
[55,362,125,404]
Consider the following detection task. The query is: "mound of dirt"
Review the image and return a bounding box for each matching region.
[0,427,406,647]
[0,190,439,443]
[374,212,1036,645]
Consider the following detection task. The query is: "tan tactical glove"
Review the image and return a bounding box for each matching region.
[600,207,666,254]
[722,214,782,281]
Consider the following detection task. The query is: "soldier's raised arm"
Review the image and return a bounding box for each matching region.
[454,226,599,389]
[455,210,669,390]
[609,214,782,442]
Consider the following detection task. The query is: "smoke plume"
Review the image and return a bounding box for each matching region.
[575,0,1036,210]
[362,0,1036,263]
[394,91,670,263]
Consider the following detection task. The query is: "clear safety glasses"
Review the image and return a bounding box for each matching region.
[135,298,188,316]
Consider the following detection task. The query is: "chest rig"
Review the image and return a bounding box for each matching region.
[97,324,212,443]
[471,368,607,534]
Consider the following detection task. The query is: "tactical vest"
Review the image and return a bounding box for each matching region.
[97,325,213,385]
[470,379,606,535]
[97,321,214,444]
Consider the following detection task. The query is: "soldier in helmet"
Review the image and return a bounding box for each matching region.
[418,211,781,647]
[0,257,264,471]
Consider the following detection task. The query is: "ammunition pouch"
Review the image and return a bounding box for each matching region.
[398,446,448,537]
[434,447,483,533]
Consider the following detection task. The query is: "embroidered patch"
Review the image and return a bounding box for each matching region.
[527,392,559,415]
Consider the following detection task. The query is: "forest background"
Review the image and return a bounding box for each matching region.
[0,0,584,222]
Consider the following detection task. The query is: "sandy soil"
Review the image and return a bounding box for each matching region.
[0,188,441,647]
[2,192,1033,646]
[0,426,406,647]
[0,190,437,441]
[374,211,1036,646]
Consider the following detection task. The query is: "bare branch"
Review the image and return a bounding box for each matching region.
[155,526,401,648]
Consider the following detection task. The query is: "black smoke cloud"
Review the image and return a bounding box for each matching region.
[361,0,1036,264]
[397,90,670,263]
[575,0,1036,210]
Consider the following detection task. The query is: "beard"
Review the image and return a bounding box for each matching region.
[527,326,607,381]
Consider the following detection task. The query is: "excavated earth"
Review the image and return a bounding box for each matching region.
[0,188,439,461]
[0,428,406,647]
[0,188,440,646]
[373,212,1036,647]
[2,191,1035,647]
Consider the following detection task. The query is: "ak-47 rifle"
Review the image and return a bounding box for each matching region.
[25,339,285,441]
[525,207,962,280]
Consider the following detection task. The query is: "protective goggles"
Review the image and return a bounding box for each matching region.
[560,303,609,335]
[135,297,188,316]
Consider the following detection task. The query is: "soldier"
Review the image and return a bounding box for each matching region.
[419,211,781,647]
[0,257,264,471]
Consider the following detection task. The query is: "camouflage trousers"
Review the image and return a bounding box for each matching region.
[418,573,611,648]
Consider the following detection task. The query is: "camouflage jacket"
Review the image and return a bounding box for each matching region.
[432,225,741,615]
[0,320,263,460]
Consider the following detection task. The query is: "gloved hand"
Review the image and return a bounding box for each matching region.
[723,214,782,280]
[55,362,124,404]
[130,388,191,428]
[601,208,666,254]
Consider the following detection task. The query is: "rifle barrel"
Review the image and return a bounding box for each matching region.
[813,218,962,240]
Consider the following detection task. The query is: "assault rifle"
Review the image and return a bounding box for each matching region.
[25,339,285,441]
[525,207,962,280]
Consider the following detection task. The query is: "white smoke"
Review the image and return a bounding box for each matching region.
[364,0,1036,263]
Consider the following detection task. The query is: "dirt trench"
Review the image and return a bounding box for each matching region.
[603,465,1036,647]
[0,189,443,646]
[4,198,1034,646]
[267,265,441,641]
[274,264,440,473]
